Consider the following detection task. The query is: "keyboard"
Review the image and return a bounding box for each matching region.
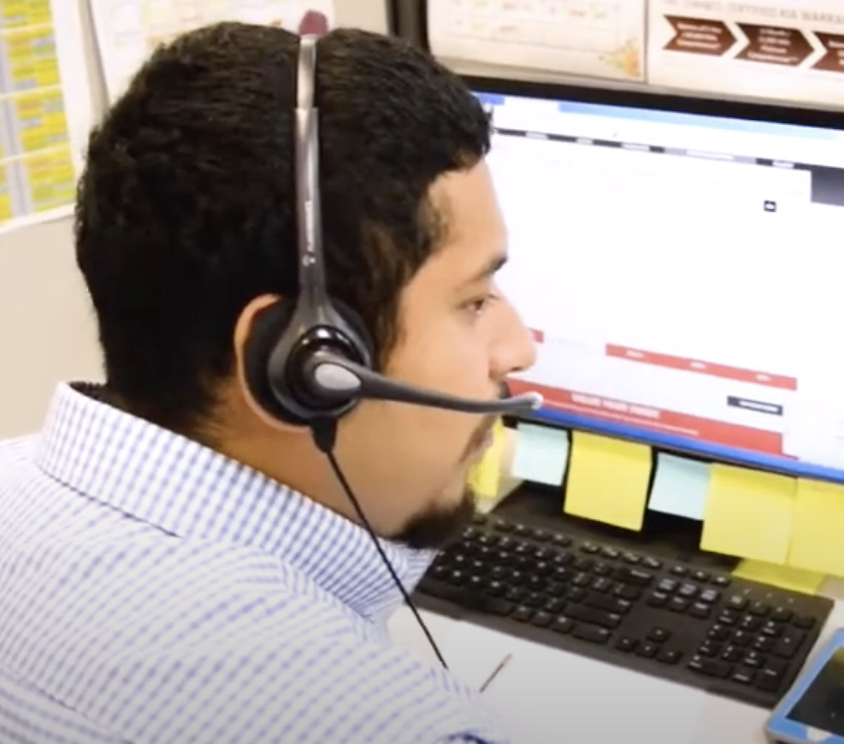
[415,512,834,708]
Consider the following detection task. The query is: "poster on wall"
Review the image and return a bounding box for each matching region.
[647,0,844,107]
[427,0,648,83]
[0,0,96,234]
[88,0,338,102]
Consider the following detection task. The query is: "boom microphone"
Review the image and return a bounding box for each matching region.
[307,352,543,415]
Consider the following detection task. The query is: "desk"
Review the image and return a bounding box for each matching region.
[389,583,844,743]
[388,433,844,742]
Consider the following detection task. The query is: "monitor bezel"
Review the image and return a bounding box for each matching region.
[474,76,844,486]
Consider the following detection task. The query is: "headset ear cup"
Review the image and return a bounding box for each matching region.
[330,299,375,365]
[242,300,298,423]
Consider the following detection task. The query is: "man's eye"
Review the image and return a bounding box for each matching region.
[464,294,496,316]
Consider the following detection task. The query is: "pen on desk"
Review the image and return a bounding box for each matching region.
[479,653,512,694]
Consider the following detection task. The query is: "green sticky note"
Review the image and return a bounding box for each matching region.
[511,424,569,487]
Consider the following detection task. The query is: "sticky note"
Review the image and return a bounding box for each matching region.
[564,432,652,531]
[700,465,795,564]
[468,419,506,499]
[649,453,711,520]
[733,559,825,595]
[787,478,844,577]
[511,424,569,486]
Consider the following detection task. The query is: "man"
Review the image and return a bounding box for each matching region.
[0,24,536,744]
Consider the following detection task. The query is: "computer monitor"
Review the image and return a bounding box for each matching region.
[475,79,844,499]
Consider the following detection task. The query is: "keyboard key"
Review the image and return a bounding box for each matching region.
[678,583,698,598]
[615,637,635,651]
[635,642,658,658]
[531,611,553,628]
[726,595,748,611]
[572,624,611,644]
[552,616,573,634]
[793,615,815,630]
[749,601,771,616]
[648,628,670,643]
[512,606,533,622]
[615,584,642,601]
[668,597,688,612]
[731,668,755,685]
[647,592,668,608]
[699,589,720,604]
[657,649,681,665]
[688,602,711,619]
[774,633,803,659]
[755,667,784,692]
[566,604,622,629]
[771,607,792,623]
[708,625,731,641]
[657,578,678,593]
[689,656,732,678]
[584,593,631,615]
[740,616,761,631]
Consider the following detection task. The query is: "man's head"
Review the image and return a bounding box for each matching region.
[75,24,536,550]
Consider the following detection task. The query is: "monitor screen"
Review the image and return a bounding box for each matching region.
[478,83,844,488]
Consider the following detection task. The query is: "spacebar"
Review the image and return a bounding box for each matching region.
[420,580,514,615]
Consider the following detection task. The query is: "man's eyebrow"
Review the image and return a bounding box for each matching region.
[460,253,508,287]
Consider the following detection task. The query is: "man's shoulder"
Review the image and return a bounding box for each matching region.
[72,603,504,744]
[0,434,36,463]
[5,531,504,744]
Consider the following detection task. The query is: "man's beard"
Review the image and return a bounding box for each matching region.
[390,413,500,551]
[392,484,478,551]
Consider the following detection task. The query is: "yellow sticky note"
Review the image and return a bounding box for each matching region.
[787,478,844,577]
[564,432,652,531]
[733,559,825,595]
[700,465,795,563]
[468,420,506,499]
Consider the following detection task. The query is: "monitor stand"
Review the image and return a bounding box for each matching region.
[491,483,739,574]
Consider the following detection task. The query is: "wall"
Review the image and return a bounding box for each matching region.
[0,0,391,439]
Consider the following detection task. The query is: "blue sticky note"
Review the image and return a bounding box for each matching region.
[649,453,711,520]
[511,424,569,486]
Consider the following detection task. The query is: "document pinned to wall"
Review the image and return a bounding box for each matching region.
[88,0,352,102]
[648,0,844,109]
[0,0,96,234]
[427,0,647,83]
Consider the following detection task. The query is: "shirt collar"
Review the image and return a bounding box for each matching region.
[34,382,434,620]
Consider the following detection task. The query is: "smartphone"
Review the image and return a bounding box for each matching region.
[765,628,844,744]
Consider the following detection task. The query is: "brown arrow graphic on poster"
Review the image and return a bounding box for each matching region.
[663,16,738,56]
[735,24,814,66]
[814,33,844,73]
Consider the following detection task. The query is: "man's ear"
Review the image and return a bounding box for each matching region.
[232,294,306,434]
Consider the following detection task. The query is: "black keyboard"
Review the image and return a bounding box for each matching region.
[415,513,834,708]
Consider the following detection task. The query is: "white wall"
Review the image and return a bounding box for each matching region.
[0,218,103,437]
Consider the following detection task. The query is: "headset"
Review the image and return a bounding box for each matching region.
[243,34,544,669]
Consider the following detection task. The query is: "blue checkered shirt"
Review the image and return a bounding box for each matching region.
[0,383,509,744]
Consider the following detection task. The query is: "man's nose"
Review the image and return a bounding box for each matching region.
[491,300,538,380]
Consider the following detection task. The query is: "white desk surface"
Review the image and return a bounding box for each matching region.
[389,580,844,743]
